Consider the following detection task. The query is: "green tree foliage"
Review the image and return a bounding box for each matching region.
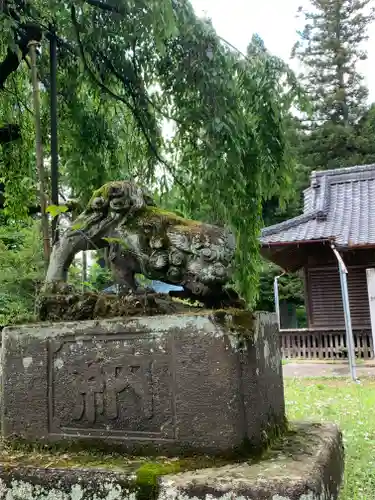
[0,1,304,304]
[0,218,44,326]
[293,0,373,126]
[291,0,375,173]
[0,219,110,326]
[256,261,304,312]
[346,103,375,165]
[87,259,112,292]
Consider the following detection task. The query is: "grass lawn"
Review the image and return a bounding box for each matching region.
[285,377,375,500]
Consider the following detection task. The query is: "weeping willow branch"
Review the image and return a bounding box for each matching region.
[70,4,187,194]
[3,84,33,114]
[70,6,136,112]
[98,49,185,126]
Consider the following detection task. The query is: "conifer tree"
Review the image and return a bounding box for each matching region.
[293,0,374,126]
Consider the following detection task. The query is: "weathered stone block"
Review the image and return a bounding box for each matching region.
[0,311,284,456]
[0,423,344,499]
[159,423,344,500]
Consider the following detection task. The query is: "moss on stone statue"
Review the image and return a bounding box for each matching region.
[211,309,254,329]
[138,206,201,227]
[259,417,289,454]
[37,287,203,322]
[0,444,133,471]
[134,457,233,500]
[88,181,124,205]
[117,207,204,240]
[87,183,199,229]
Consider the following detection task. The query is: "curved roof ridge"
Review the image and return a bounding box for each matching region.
[261,210,320,237]
[261,163,375,248]
[312,163,375,182]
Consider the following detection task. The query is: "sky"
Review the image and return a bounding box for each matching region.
[190,0,375,103]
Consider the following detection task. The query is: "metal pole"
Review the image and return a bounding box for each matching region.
[82,250,88,292]
[50,29,59,244]
[365,268,375,359]
[274,273,285,330]
[332,245,358,382]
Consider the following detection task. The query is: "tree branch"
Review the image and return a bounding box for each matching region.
[0,13,43,89]
[84,0,127,14]
[3,84,33,114]
[0,124,21,144]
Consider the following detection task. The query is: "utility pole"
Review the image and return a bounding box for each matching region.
[28,39,51,266]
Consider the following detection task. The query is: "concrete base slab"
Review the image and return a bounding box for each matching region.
[0,422,343,499]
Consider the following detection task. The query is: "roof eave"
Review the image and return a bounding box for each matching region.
[260,238,333,248]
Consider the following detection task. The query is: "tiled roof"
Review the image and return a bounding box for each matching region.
[260,164,375,248]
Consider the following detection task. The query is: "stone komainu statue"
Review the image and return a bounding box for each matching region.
[46,181,236,303]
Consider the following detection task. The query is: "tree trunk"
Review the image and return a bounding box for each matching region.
[29,40,51,266]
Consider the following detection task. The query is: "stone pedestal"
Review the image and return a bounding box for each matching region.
[0,423,344,500]
[1,311,284,456]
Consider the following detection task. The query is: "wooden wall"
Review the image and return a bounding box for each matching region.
[280,329,373,359]
[304,248,375,330]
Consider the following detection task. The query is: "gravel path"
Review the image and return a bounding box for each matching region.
[282,360,375,378]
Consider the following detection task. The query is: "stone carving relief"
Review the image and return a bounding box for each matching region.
[49,337,175,440]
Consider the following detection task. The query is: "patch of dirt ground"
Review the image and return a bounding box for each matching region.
[283,360,375,378]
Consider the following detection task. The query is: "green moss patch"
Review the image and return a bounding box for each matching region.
[0,424,335,494]
[0,443,135,471]
[0,442,234,472]
[88,181,124,205]
[0,443,236,500]
[140,206,201,228]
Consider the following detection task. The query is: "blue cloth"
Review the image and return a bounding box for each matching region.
[103,280,183,294]
[150,280,183,293]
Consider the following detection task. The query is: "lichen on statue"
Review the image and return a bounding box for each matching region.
[45,180,238,307]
